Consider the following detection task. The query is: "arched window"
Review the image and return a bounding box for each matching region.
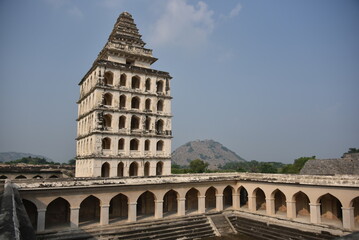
[101,162,110,177]
[145,78,151,91]
[145,117,151,131]
[103,93,113,106]
[102,137,111,149]
[156,80,164,93]
[145,140,150,151]
[118,138,124,150]
[156,140,164,151]
[119,95,126,109]
[119,116,126,129]
[144,162,150,176]
[131,97,140,109]
[129,162,138,176]
[156,161,163,176]
[130,139,139,150]
[145,99,151,111]
[103,114,112,128]
[156,119,164,134]
[130,116,140,130]
[157,100,164,112]
[131,76,140,89]
[117,162,124,177]
[104,71,113,85]
[120,74,126,87]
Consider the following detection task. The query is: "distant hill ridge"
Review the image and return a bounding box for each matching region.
[0,152,52,163]
[172,140,245,169]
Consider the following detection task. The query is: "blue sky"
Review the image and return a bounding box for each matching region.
[0,0,358,163]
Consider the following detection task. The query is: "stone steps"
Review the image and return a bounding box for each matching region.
[209,214,236,235]
[228,215,335,240]
[37,214,216,240]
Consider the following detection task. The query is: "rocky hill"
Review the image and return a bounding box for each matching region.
[172,140,245,169]
[0,152,52,163]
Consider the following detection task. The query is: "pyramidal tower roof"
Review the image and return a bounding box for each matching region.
[94,12,158,66]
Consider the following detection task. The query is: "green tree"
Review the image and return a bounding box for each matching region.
[281,156,315,174]
[347,148,359,153]
[189,159,209,173]
[258,162,277,173]
[68,158,76,165]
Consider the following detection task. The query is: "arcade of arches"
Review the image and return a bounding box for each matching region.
[18,173,359,233]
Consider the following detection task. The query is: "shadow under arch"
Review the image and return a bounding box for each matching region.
[137,191,156,219]
[45,197,70,229]
[163,189,179,216]
[79,195,101,225]
[186,188,199,213]
[109,193,128,222]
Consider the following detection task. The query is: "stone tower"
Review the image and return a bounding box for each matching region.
[75,12,172,177]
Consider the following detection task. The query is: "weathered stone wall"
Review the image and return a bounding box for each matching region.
[300,153,359,175]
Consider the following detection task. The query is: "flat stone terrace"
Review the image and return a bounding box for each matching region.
[13,173,359,190]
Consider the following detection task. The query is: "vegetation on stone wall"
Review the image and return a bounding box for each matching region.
[347,148,359,153]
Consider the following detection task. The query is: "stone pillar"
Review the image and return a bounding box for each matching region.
[128,202,137,222]
[248,196,256,212]
[37,208,46,232]
[155,200,164,219]
[177,198,186,216]
[70,207,80,228]
[266,198,275,215]
[100,204,109,225]
[232,193,240,210]
[286,201,296,219]
[310,203,321,224]
[216,194,224,212]
[198,196,206,214]
[342,207,354,230]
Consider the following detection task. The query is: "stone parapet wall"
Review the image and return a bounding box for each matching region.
[13,172,359,190]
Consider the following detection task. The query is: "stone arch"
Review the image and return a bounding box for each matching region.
[22,199,37,229]
[156,140,164,151]
[109,193,128,220]
[145,98,151,111]
[103,93,113,106]
[205,187,217,211]
[186,188,199,212]
[156,119,164,134]
[156,80,164,93]
[130,115,140,130]
[119,95,126,109]
[131,96,140,109]
[130,138,139,151]
[129,162,138,176]
[79,195,100,224]
[0,175,7,179]
[45,197,70,229]
[120,73,126,87]
[272,189,287,215]
[104,71,113,85]
[156,161,163,176]
[33,175,43,179]
[293,191,310,218]
[118,138,125,150]
[137,191,156,217]
[101,162,110,177]
[223,186,234,209]
[163,190,178,215]
[103,114,112,128]
[119,115,126,129]
[15,175,26,179]
[254,188,266,211]
[144,162,150,176]
[318,193,343,225]
[239,186,248,208]
[144,139,150,151]
[102,137,111,149]
[131,75,140,89]
[350,197,359,229]
[49,175,58,178]
[157,100,164,112]
[117,162,124,177]
[145,78,151,91]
